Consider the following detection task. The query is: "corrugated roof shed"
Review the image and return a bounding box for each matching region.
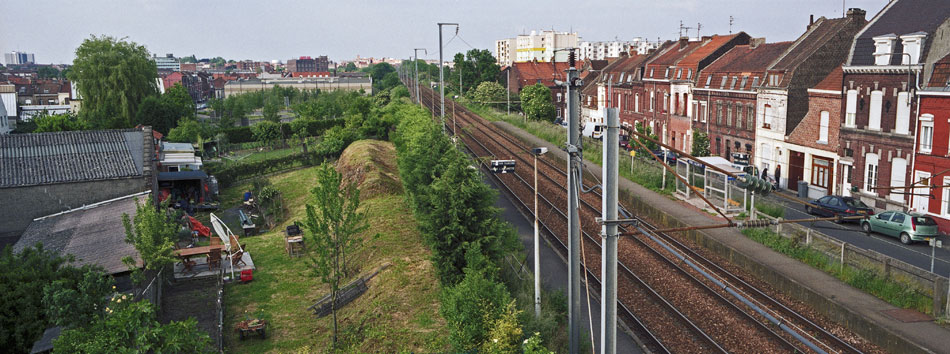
[13,192,147,275]
[0,129,144,188]
[849,0,950,66]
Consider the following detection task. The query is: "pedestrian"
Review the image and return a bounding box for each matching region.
[761,166,769,180]
[774,164,782,190]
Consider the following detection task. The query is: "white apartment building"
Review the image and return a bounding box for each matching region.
[578,38,658,61]
[495,30,578,66]
[153,54,181,71]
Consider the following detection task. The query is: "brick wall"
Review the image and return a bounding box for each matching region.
[786,92,841,152]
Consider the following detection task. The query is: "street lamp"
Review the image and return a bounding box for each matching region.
[531,147,548,318]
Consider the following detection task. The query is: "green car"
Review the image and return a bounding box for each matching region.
[860,211,940,244]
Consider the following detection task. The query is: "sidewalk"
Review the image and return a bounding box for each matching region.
[492,120,950,354]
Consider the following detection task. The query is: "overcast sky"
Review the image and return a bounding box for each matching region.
[1,0,889,65]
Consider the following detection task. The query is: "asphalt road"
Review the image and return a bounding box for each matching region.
[483,175,641,354]
[762,191,950,277]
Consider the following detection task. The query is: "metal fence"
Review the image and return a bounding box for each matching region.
[135,269,164,307]
[754,210,950,316]
[215,264,225,352]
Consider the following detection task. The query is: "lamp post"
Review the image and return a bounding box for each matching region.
[532,147,548,319]
[414,48,427,106]
[438,22,459,134]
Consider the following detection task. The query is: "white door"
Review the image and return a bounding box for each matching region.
[841,163,853,197]
[913,171,931,213]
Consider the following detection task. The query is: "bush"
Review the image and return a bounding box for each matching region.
[222,126,255,143]
[440,252,512,351]
[252,121,282,144]
[316,125,359,157]
[205,152,328,187]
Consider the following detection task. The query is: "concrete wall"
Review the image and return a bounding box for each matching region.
[0,177,149,246]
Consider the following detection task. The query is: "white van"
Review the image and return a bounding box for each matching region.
[582,122,605,139]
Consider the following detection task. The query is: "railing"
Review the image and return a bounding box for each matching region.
[753,210,950,316]
[136,268,165,307]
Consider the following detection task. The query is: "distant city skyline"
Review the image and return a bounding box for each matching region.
[0,0,888,65]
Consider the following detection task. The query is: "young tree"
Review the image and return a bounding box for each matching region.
[167,118,206,143]
[122,196,178,284]
[301,163,369,345]
[472,81,506,109]
[69,35,159,129]
[440,246,512,351]
[262,102,281,123]
[634,121,659,152]
[520,84,555,122]
[344,62,357,72]
[691,129,710,157]
[252,120,282,146]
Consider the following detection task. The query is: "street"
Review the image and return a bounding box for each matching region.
[762,192,950,277]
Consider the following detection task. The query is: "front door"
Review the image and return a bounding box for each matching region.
[788,150,806,192]
[811,157,833,194]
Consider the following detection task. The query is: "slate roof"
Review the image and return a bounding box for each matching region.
[0,129,145,188]
[773,17,855,74]
[13,192,147,275]
[848,0,950,66]
[696,42,794,91]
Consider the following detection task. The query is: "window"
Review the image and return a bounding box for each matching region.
[818,111,829,144]
[740,76,748,90]
[845,90,857,127]
[892,213,906,224]
[676,69,681,79]
[687,69,693,79]
[726,105,733,126]
[747,106,755,130]
[635,93,640,112]
[913,171,931,212]
[895,92,910,134]
[720,76,728,89]
[865,153,879,193]
[557,93,562,102]
[664,68,670,78]
[868,90,882,130]
[763,104,773,128]
[700,102,707,123]
[663,93,668,113]
[693,102,699,121]
[705,76,712,88]
[889,157,907,202]
[717,102,723,125]
[730,76,738,89]
[650,91,655,111]
[919,116,934,154]
[751,77,760,88]
[736,103,743,129]
[943,177,950,216]
[649,68,654,77]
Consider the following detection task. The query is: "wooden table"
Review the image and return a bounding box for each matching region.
[175,245,225,258]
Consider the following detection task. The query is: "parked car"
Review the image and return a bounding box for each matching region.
[861,211,939,244]
[650,149,677,164]
[805,195,874,223]
[619,135,631,151]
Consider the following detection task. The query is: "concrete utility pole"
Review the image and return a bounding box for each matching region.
[507,69,511,115]
[601,107,619,354]
[414,48,427,106]
[438,23,459,134]
[565,50,583,354]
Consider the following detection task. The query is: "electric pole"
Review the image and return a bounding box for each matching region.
[438,23,459,134]
[601,107,619,354]
[565,49,583,354]
[414,48,427,107]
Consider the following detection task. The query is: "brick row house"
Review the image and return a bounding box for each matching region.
[838,0,950,211]
[784,66,846,196]
[693,40,793,165]
[504,61,582,122]
[755,10,867,190]
[911,53,950,230]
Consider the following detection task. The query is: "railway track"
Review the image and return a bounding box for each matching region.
[413,85,869,353]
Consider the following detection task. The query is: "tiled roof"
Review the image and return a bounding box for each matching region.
[14,192,147,275]
[849,0,950,66]
[512,61,577,87]
[0,129,145,188]
[812,66,844,91]
[648,41,701,67]
[678,33,743,66]
[927,53,950,88]
[696,42,794,90]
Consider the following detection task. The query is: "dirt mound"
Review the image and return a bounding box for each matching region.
[336,140,403,200]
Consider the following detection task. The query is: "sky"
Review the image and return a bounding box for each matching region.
[0,0,890,65]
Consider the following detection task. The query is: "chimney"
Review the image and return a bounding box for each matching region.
[847,8,866,21]
[701,35,712,42]
[809,14,814,26]
[679,36,689,49]
[750,38,766,49]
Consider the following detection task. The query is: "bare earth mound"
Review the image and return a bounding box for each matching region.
[336,140,402,200]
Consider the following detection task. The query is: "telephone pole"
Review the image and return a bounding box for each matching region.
[438,23,458,134]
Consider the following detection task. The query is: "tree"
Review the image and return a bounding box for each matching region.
[301,163,370,345]
[344,62,357,72]
[69,35,159,129]
[472,81,506,109]
[691,129,710,157]
[122,196,177,284]
[33,112,86,132]
[252,120,282,145]
[520,84,555,122]
[480,300,523,354]
[262,102,281,123]
[163,83,195,121]
[453,49,501,97]
[634,122,659,152]
[42,266,114,329]
[53,300,210,353]
[440,246,512,351]
[37,66,61,79]
[167,118,206,143]
[134,96,177,134]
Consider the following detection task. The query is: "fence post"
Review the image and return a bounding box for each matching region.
[883,258,891,279]
[934,276,948,318]
[776,218,783,234]
[840,242,846,272]
[806,228,812,246]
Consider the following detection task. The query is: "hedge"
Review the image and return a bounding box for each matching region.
[205,150,336,187]
[220,118,346,144]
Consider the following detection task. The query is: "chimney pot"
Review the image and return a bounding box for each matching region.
[810,14,814,26]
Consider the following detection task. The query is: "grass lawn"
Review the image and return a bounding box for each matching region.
[226,146,301,164]
[223,149,448,352]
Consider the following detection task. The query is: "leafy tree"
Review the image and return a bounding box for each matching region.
[163,83,195,121]
[252,120,282,145]
[301,163,370,345]
[69,35,159,129]
[392,108,454,214]
[452,49,501,97]
[42,266,113,329]
[37,66,61,79]
[473,81,506,109]
[134,96,176,134]
[364,63,396,93]
[378,71,402,93]
[180,55,198,63]
[523,333,555,354]
[440,246,511,351]
[691,129,710,157]
[634,122,659,152]
[167,118,206,143]
[390,86,410,101]
[33,112,86,132]
[122,196,177,283]
[316,125,358,156]
[520,83,555,122]
[262,102,281,123]
[344,62,357,72]
[54,300,210,353]
[0,245,83,353]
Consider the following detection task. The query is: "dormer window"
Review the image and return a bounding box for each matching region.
[705,76,712,88]
[664,68,670,78]
[719,76,727,89]
[873,34,897,66]
[900,32,927,65]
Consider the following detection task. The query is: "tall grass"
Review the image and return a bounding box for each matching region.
[754,202,785,219]
[742,228,931,314]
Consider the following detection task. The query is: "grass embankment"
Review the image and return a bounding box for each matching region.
[741,228,931,314]
[224,140,448,353]
[465,103,675,195]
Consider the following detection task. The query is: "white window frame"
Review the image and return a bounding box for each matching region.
[919,116,934,154]
[818,111,829,144]
[913,171,931,213]
[845,90,857,127]
[868,90,883,131]
[943,176,950,217]
[865,153,879,193]
[763,104,773,128]
[890,157,907,202]
[635,93,640,112]
[895,91,910,134]
[650,91,655,112]
[700,102,707,123]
